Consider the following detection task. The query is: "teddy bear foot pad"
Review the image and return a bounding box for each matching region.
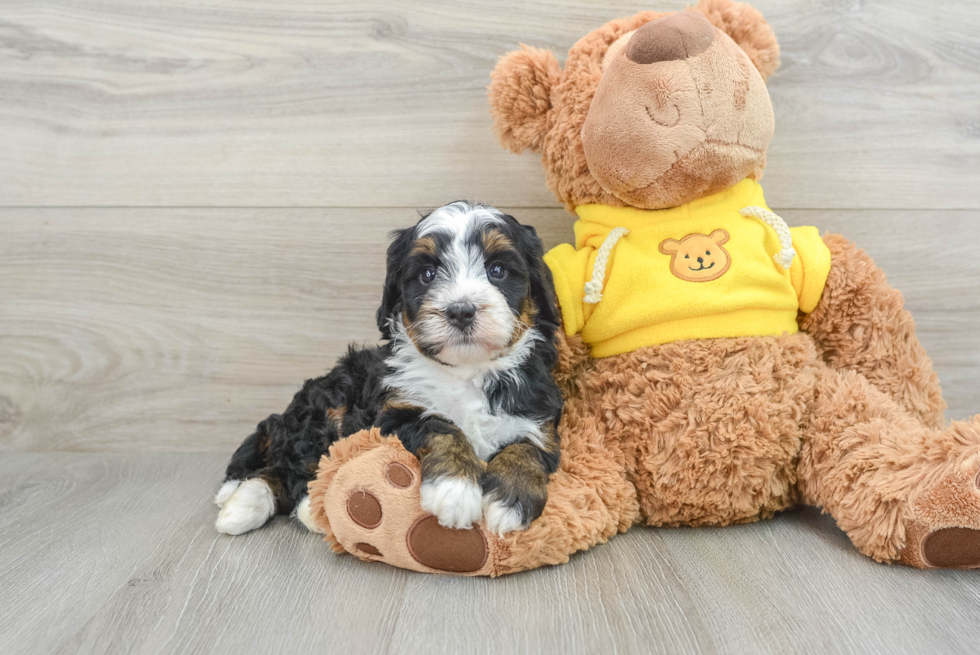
[344,480,489,572]
[309,431,499,576]
[900,470,980,569]
[921,528,980,568]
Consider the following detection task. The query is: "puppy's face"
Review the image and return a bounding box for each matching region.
[378,202,557,367]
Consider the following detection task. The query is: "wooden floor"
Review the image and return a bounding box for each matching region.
[3,452,980,655]
[2,1,980,653]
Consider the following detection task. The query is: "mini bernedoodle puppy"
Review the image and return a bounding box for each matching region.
[215,202,563,537]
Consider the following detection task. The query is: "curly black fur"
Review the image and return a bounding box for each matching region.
[221,203,563,528]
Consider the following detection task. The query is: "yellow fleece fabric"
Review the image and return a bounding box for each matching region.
[544,178,831,358]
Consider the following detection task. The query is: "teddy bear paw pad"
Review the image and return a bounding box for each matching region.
[406,515,488,573]
[346,489,382,529]
[315,434,498,575]
[921,528,980,569]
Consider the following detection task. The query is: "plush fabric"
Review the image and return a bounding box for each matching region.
[308,0,980,573]
[544,178,831,356]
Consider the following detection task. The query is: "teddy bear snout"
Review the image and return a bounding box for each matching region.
[625,12,716,65]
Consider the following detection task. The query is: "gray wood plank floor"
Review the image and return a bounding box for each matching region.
[2,0,980,652]
[1,453,979,655]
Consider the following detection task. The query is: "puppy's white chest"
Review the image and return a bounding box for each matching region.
[385,356,542,460]
[419,379,512,460]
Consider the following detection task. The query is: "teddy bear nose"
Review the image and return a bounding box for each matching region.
[697,256,704,264]
[625,12,716,64]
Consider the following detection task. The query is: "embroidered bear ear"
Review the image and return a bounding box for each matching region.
[488,45,561,153]
[690,0,780,81]
[659,238,681,255]
[709,229,731,245]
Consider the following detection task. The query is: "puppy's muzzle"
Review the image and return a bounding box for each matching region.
[445,302,477,330]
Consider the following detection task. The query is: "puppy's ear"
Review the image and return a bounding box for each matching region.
[377,227,415,340]
[510,216,559,333]
[488,45,561,154]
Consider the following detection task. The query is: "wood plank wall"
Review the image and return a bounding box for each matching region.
[1,0,979,453]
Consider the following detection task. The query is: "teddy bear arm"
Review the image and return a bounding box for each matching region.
[309,402,641,576]
[799,233,946,429]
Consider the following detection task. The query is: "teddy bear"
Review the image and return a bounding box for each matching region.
[306,0,980,575]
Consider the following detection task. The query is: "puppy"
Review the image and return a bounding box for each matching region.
[215,201,563,537]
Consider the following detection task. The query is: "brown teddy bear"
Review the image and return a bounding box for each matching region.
[307,0,980,575]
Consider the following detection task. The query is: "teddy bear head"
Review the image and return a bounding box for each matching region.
[488,0,780,212]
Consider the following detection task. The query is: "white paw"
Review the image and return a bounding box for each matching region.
[293,495,324,534]
[215,478,275,535]
[420,476,483,530]
[482,497,527,537]
[214,479,241,508]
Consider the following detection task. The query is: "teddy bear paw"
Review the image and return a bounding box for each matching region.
[308,433,497,575]
[900,468,980,569]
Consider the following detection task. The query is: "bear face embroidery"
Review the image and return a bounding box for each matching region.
[659,230,731,282]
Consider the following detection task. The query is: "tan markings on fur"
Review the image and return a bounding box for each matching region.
[259,473,286,506]
[508,297,538,347]
[418,432,484,483]
[403,307,440,355]
[326,406,346,433]
[538,421,560,458]
[485,441,549,508]
[482,229,515,255]
[410,237,437,257]
[382,399,424,413]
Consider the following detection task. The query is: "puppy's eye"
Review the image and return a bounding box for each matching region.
[418,267,437,285]
[487,263,507,280]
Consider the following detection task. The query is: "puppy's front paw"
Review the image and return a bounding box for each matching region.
[482,495,531,536]
[481,463,548,537]
[419,476,483,530]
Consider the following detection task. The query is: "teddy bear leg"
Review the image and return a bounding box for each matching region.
[307,401,640,576]
[799,365,980,568]
[800,234,946,429]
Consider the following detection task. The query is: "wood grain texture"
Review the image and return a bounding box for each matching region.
[1,207,978,453]
[0,452,978,655]
[0,0,979,208]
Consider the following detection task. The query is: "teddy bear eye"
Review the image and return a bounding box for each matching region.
[684,255,689,259]
[706,250,711,256]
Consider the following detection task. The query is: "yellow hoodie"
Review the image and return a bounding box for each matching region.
[543,178,831,358]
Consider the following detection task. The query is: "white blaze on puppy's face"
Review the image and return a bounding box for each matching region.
[412,203,518,366]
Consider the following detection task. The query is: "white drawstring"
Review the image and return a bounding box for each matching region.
[583,227,629,304]
[740,206,795,269]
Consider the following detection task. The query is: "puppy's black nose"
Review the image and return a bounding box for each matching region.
[446,303,477,329]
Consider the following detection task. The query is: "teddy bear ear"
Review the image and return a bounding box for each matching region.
[659,239,681,255]
[690,0,780,81]
[488,45,561,154]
